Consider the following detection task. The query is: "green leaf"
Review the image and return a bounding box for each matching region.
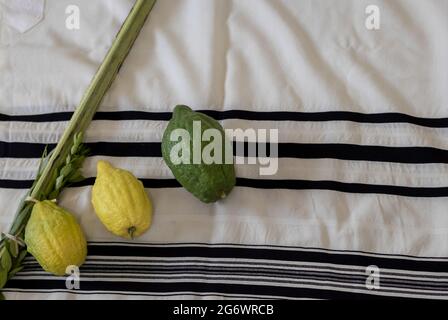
[1,249,11,272]
[37,146,49,173]
[41,170,59,196]
[67,171,85,184]
[8,240,18,258]
[78,146,90,157]
[8,266,23,280]
[8,204,33,237]
[0,267,7,288]
[13,250,28,269]
[74,132,83,147]
[48,190,59,201]
[55,175,65,191]
[60,164,73,178]
[71,155,86,168]
[71,133,83,155]
[0,292,5,300]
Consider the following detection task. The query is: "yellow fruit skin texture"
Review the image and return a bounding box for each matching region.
[25,201,87,276]
[91,160,152,239]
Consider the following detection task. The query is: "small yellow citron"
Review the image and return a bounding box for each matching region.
[25,201,87,276]
[91,160,153,239]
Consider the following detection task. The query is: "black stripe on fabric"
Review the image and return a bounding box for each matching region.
[0,179,34,189]
[237,179,448,198]
[4,279,416,300]
[0,112,74,122]
[2,177,448,198]
[2,141,448,164]
[87,241,448,261]
[72,178,176,189]
[82,245,448,273]
[2,110,448,128]
[19,265,448,291]
[0,178,179,189]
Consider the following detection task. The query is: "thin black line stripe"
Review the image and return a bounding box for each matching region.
[2,141,448,164]
[3,279,438,299]
[83,245,448,273]
[1,289,266,300]
[21,259,448,279]
[0,284,361,300]
[2,110,448,128]
[16,244,448,273]
[2,177,448,198]
[18,267,448,290]
[23,258,448,277]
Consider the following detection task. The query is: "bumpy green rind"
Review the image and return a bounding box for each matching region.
[161,105,236,203]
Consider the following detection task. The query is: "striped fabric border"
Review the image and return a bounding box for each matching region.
[5,243,448,300]
[2,110,448,299]
[2,110,448,128]
[2,178,448,198]
[2,110,448,198]
[2,141,448,164]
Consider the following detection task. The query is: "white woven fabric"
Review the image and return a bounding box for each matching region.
[1,0,448,300]
[0,0,45,33]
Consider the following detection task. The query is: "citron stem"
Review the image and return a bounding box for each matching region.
[128,227,137,239]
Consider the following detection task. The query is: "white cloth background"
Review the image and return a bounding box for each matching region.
[1,0,448,299]
[0,0,45,33]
